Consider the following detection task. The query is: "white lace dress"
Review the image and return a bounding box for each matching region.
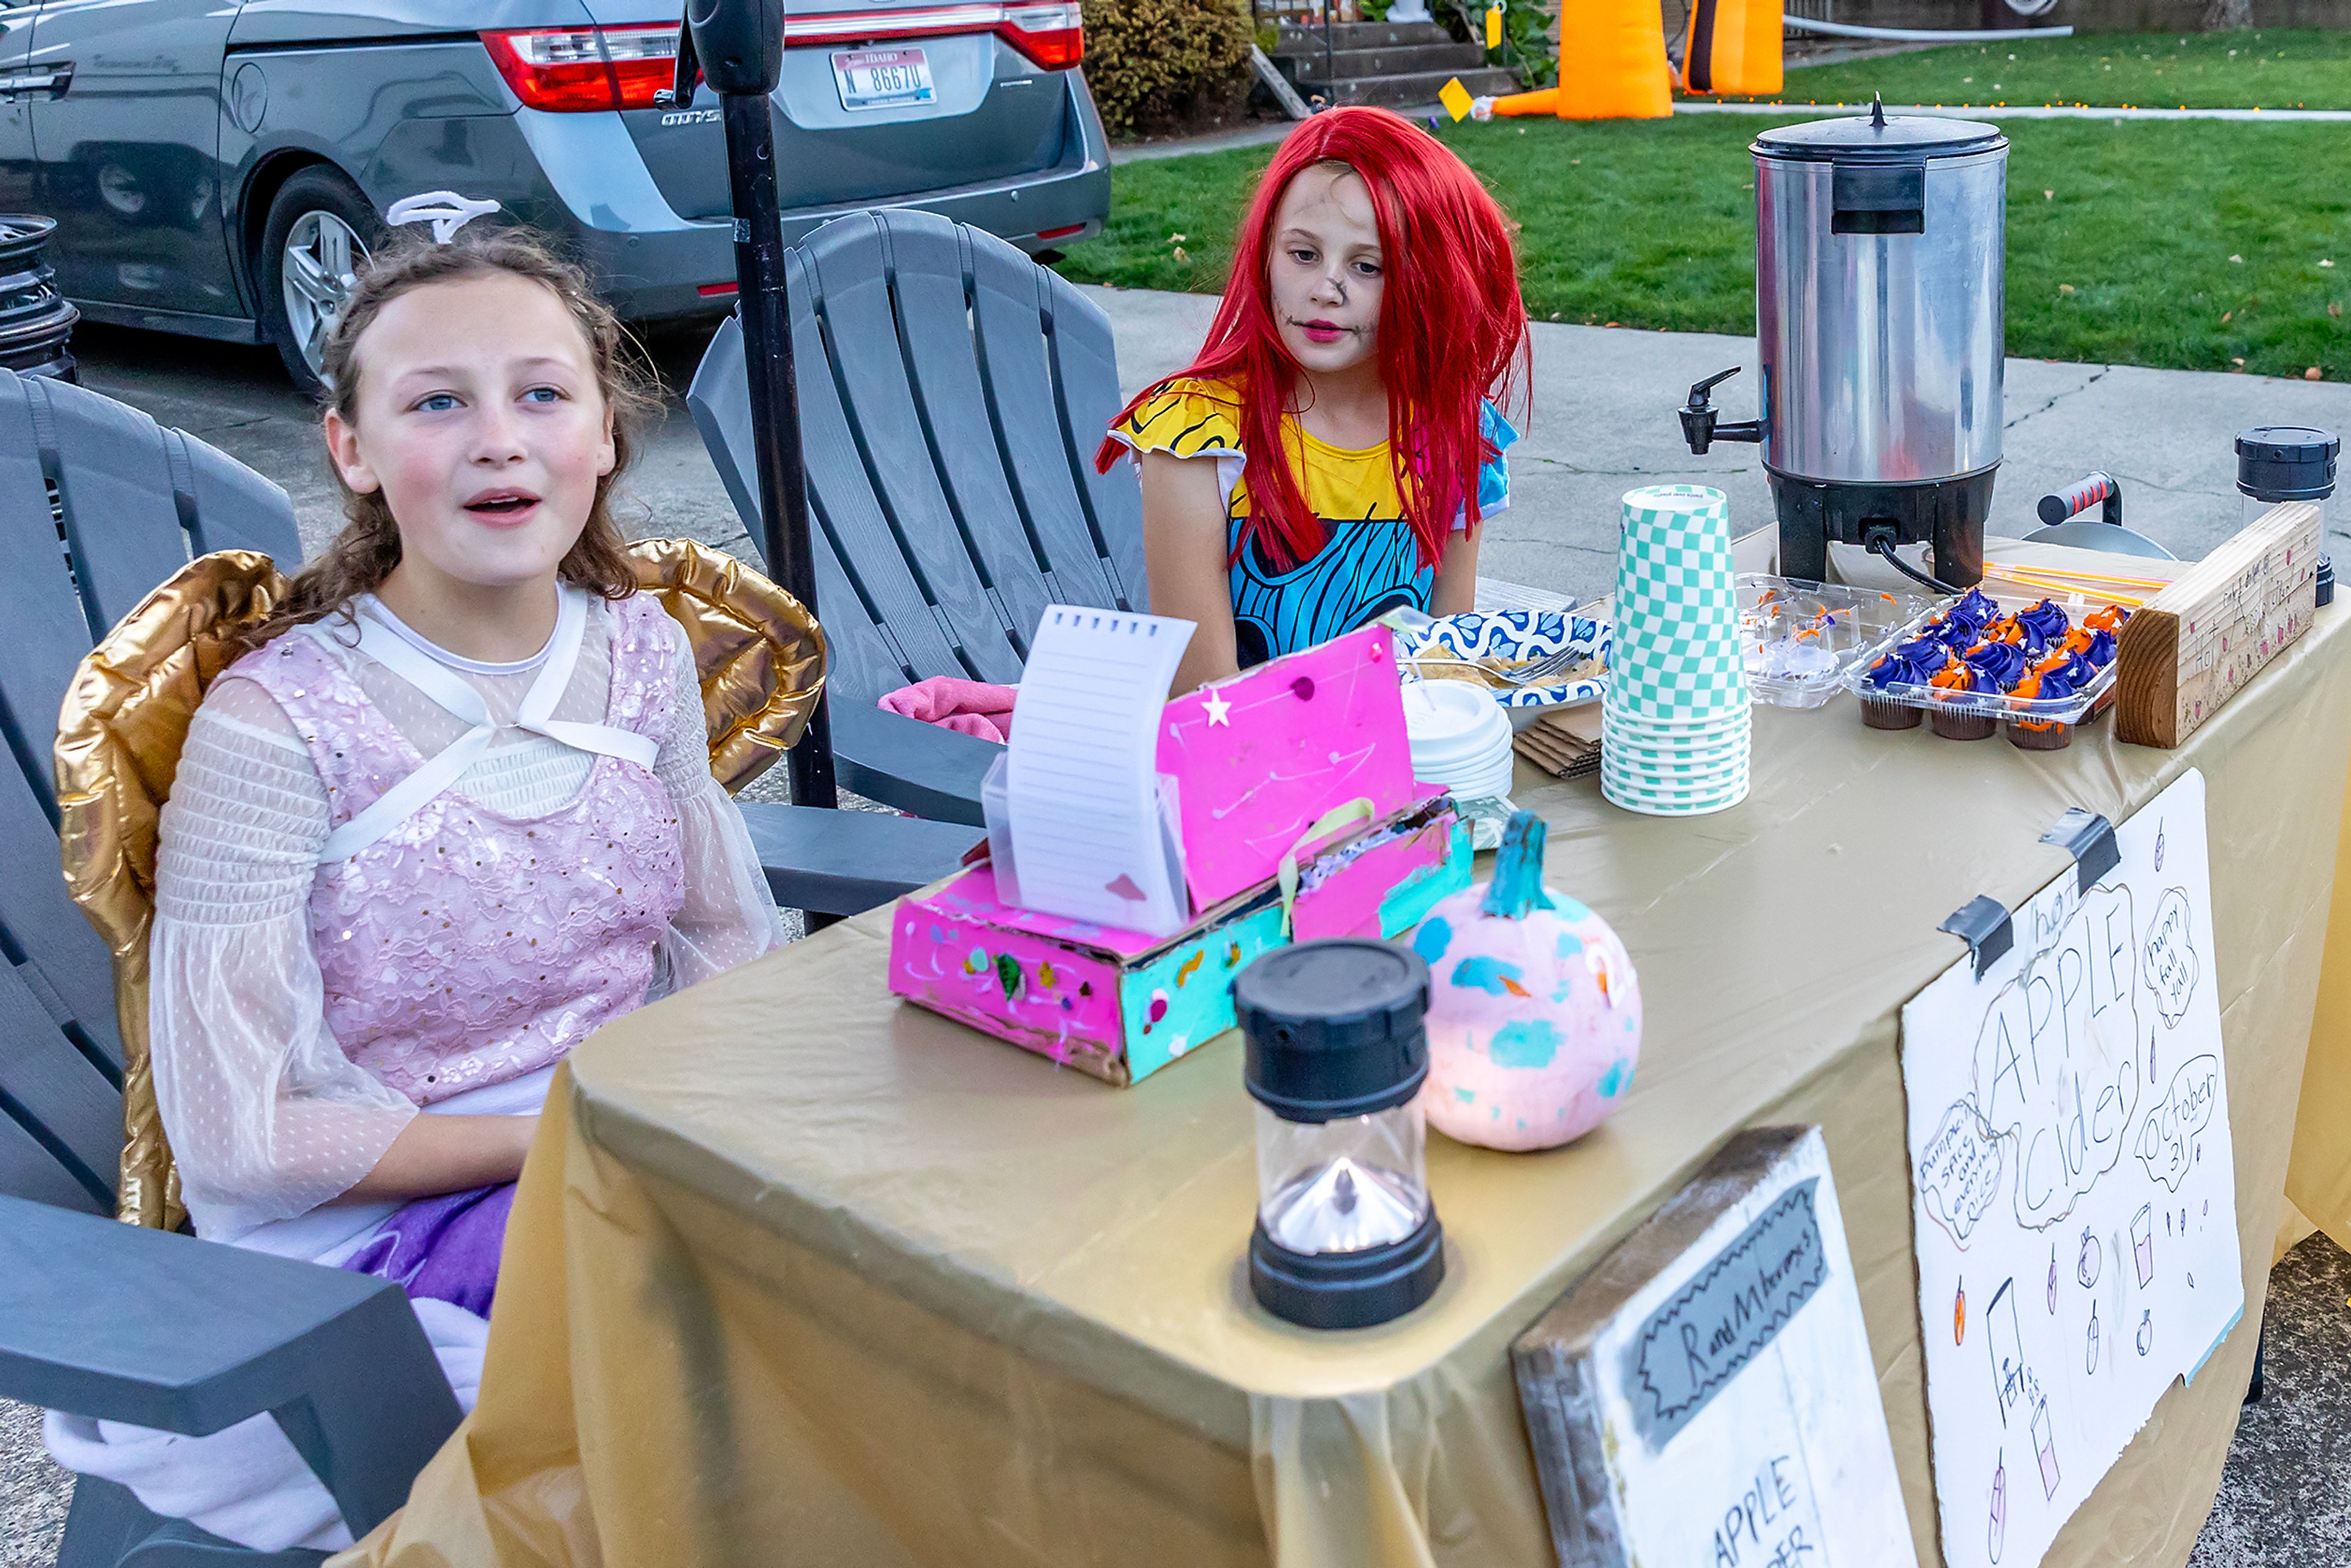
[45,588,784,1552]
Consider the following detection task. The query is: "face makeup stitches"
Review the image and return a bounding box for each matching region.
[1267,160,1385,381]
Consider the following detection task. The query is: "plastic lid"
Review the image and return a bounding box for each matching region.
[2236,426,2339,501]
[1237,940,1429,1121]
[1401,680,1508,751]
[2320,555,2335,609]
[1752,100,2005,165]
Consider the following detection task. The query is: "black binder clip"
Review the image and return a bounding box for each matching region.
[2041,808,2120,894]
[1939,895,2014,980]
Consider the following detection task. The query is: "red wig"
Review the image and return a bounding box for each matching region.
[1097,106,1530,573]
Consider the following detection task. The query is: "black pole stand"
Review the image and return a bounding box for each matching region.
[666,0,838,811]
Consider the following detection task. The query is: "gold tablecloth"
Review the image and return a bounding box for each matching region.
[340,605,2351,1568]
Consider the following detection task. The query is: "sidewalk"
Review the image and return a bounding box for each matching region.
[1085,285,2351,604]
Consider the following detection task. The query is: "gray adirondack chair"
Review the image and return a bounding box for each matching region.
[0,370,456,1566]
[0,370,966,1564]
[688,208,1148,827]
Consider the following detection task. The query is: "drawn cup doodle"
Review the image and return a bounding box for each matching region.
[1971,886,2144,1231]
[2032,1401,2061,1499]
[2142,887,2198,1028]
[2134,1055,2221,1193]
[2076,1229,2102,1289]
[1985,1280,2027,1427]
[2131,1204,2154,1288]
[1919,1101,2005,1245]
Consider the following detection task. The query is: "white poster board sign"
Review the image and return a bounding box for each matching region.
[1513,1127,1919,1568]
[1902,768,2241,1568]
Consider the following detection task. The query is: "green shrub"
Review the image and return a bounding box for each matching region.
[1432,0,1555,89]
[1083,0,1255,138]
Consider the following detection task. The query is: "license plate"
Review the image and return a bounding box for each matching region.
[831,47,934,111]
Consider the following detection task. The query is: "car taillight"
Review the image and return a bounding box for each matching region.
[996,1,1084,67]
[482,24,679,113]
[604,26,684,108]
[782,4,1083,67]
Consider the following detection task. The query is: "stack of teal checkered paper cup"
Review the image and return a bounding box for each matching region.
[1601,484,1751,816]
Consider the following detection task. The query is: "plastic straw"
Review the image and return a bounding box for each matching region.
[1985,562,2170,592]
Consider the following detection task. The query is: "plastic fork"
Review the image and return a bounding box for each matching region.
[1493,646,1590,686]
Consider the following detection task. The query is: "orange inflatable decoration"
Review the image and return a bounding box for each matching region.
[1468,0,1784,119]
[1482,0,1673,119]
[1680,0,1784,97]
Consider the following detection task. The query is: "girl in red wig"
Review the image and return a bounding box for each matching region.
[1098,106,1529,693]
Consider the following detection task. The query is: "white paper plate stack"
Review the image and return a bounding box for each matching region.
[1402,678,1515,801]
[1602,485,1752,816]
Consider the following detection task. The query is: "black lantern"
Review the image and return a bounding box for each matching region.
[1237,940,1444,1330]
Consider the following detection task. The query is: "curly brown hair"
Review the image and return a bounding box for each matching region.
[241,225,659,651]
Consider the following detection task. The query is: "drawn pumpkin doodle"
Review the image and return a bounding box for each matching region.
[2077,1229,2101,1289]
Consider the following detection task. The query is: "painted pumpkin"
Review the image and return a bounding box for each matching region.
[1409,812,1641,1151]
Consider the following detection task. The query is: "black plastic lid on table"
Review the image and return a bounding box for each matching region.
[1237,940,1429,1122]
[1752,98,2006,165]
[2236,426,2340,501]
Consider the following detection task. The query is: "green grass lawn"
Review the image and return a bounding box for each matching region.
[1057,113,2351,379]
[1737,29,2351,110]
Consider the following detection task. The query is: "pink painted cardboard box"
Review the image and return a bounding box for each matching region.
[888,794,1471,1085]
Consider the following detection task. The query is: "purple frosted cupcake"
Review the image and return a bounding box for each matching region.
[1858,639,1949,730]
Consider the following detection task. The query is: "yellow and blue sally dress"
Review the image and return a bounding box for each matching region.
[1108,378,1517,668]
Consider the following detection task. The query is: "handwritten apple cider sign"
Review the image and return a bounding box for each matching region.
[1512,1128,1918,1568]
[1902,769,2241,1568]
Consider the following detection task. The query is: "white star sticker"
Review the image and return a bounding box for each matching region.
[1202,691,1232,726]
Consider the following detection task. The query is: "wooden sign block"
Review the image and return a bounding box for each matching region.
[1512,1127,1918,1568]
[2116,502,2322,748]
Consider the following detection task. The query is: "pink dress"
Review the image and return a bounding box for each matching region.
[46,585,783,1554]
[234,588,685,1105]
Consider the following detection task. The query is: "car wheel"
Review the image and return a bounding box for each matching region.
[257,166,381,396]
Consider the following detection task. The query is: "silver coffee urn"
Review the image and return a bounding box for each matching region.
[1681,101,2009,590]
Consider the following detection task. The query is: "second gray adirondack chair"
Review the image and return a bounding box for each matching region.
[688,208,1149,827]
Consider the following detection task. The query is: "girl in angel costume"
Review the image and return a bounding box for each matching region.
[47,212,781,1552]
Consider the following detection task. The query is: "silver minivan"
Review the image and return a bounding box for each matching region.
[0,0,1111,388]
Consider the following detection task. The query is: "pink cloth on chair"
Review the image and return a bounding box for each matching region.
[879,677,1018,743]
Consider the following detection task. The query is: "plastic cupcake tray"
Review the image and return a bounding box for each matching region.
[1738,575,1935,710]
[1842,587,2127,747]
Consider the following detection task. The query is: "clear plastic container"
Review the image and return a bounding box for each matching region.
[980,752,1021,906]
[1254,1101,1431,1256]
[1737,575,1936,710]
[1844,587,2128,745]
[2243,490,2330,533]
